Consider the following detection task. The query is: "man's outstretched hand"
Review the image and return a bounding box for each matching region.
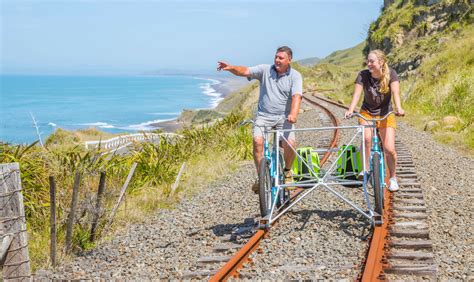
[217,61,231,71]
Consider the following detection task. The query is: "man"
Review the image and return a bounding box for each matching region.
[217,46,303,193]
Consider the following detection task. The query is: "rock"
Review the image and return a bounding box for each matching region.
[442,116,460,126]
[427,0,442,6]
[443,125,457,131]
[424,120,440,132]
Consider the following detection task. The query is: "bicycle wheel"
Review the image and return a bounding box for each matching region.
[259,158,272,217]
[372,153,383,217]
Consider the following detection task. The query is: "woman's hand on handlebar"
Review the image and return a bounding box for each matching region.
[396,108,405,116]
[344,110,354,119]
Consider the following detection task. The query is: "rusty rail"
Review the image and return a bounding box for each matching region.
[361,174,391,281]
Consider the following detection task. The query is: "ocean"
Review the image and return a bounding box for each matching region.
[0,75,224,144]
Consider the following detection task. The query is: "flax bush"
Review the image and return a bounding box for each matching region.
[0,109,252,270]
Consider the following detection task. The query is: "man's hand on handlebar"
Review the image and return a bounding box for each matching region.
[287,113,297,123]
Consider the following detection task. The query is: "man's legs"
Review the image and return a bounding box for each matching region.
[251,117,269,193]
[253,137,264,174]
[279,121,296,187]
[281,138,296,170]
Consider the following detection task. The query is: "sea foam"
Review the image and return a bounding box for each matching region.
[122,118,176,131]
[199,79,223,108]
[78,122,115,129]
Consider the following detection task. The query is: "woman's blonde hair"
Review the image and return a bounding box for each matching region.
[369,49,390,94]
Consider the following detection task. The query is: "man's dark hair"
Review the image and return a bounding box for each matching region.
[276,46,293,59]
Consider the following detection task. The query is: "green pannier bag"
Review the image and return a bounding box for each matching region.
[292,147,320,180]
[336,145,363,179]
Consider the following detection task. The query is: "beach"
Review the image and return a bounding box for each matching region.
[151,76,251,132]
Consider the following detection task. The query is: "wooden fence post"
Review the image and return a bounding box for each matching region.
[106,163,137,230]
[65,171,81,254]
[49,176,57,267]
[90,171,106,242]
[0,163,31,280]
[170,162,186,196]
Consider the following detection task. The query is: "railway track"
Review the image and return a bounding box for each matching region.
[312,94,437,280]
[196,94,437,281]
[362,139,437,280]
[209,96,341,280]
[180,96,340,280]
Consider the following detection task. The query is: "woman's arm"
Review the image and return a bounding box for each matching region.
[390,81,405,115]
[345,84,364,118]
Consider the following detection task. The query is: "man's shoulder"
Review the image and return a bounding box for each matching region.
[289,67,302,79]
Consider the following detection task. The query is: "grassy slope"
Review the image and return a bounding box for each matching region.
[292,41,365,104]
[295,1,473,154]
[403,24,474,152]
[296,56,322,67]
[318,41,366,70]
[175,82,259,126]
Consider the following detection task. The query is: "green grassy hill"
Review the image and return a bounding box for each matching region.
[296,0,473,154]
[317,42,365,70]
[296,56,322,67]
[292,41,364,102]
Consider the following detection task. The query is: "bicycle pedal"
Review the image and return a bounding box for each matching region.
[258,218,270,230]
[373,215,383,227]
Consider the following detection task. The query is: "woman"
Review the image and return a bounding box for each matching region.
[344,49,405,192]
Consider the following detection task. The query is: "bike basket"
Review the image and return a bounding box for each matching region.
[292,147,320,179]
[336,145,363,179]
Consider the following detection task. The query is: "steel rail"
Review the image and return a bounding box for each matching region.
[361,173,391,281]
[302,93,398,280]
[210,95,340,281]
[310,93,350,110]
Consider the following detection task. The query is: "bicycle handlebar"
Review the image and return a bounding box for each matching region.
[346,111,399,122]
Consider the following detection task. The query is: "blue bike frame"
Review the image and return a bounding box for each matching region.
[368,127,386,203]
[263,131,284,206]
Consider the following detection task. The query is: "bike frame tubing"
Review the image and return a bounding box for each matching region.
[270,131,283,218]
[262,130,284,217]
[265,127,377,225]
[370,124,386,187]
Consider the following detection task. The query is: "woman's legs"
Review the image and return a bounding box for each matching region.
[380,127,397,179]
[361,120,372,172]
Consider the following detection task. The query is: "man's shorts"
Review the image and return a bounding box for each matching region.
[252,115,296,141]
[359,110,397,129]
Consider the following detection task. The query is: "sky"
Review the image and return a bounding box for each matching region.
[1,0,383,75]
